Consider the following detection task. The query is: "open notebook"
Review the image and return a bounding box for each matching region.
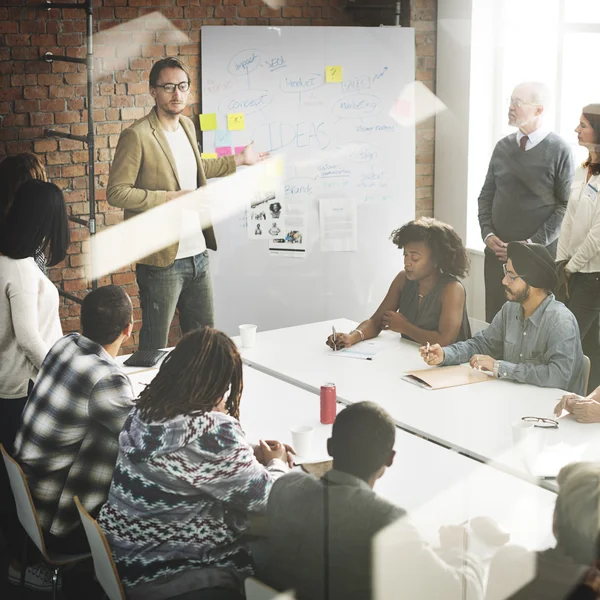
[402,365,493,390]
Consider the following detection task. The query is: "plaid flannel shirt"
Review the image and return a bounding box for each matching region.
[14,333,134,537]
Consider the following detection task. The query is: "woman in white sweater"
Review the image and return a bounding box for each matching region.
[556,104,600,394]
[0,179,68,451]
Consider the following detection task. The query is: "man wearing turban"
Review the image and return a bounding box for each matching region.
[421,242,586,394]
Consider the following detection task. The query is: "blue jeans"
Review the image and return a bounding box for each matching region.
[136,251,214,351]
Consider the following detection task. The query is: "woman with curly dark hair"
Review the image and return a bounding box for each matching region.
[326,217,471,349]
[98,327,292,600]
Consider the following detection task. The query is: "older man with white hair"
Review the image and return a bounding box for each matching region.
[478,81,574,322]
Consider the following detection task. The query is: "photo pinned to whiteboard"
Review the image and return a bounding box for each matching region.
[248,187,285,240]
[319,197,357,252]
[269,203,307,258]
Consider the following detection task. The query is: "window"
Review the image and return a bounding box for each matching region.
[465,0,599,249]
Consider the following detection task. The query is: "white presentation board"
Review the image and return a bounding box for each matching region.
[201,26,415,335]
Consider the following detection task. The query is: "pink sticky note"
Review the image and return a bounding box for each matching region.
[235,146,246,155]
[215,146,232,157]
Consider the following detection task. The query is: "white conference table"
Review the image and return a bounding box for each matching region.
[131,364,556,551]
[234,318,600,488]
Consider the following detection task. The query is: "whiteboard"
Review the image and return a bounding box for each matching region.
[201,26,415,336]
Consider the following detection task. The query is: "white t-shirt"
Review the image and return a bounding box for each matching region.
[0,256,63,398]
[162,125,207,259]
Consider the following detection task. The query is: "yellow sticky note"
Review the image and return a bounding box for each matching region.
[325,66,343,83]
[199,113,217,131]
[201,153,218,159]
[227,113,245,130]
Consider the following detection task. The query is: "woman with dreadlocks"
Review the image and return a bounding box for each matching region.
[98,327,290,600]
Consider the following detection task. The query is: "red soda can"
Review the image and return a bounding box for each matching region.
[320,383,336,424]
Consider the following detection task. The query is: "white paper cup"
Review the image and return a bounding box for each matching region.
[511,420,534,446]
[239,324,257,348]
[291,425,314,458]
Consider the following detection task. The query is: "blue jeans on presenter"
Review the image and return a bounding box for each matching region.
[136,251,214,350]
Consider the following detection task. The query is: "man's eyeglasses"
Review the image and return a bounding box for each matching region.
[155,81,190,93]
[507,97,540,109]
[522,416,559,429]
[502,263,521,282]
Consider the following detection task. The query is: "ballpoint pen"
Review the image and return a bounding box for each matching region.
[332,326,337,351]
[426,342,430,360]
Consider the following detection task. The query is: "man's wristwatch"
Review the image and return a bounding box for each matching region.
[493,360,500,378]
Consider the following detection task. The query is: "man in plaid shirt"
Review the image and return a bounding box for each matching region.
[14,285,135,554]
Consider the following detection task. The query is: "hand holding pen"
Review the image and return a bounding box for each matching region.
[326,326,352,351]
[419,343,444,366]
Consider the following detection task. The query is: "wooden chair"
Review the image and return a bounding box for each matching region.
[1,444,90,600]
[74,496,126,600]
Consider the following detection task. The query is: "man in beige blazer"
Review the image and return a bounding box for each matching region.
[107,57,267,350]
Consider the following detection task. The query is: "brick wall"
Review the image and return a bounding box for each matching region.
[0,0,436,352]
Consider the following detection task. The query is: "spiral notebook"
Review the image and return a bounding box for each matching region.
[402,365,493,390]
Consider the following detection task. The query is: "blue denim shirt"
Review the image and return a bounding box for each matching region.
[442,294,586,394]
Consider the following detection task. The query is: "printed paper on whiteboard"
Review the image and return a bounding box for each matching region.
[319,198,357,252]
[269,203,307,258]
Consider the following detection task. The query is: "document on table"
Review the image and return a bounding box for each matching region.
[319,197,357,252]
[331,339,388,360]
[402,365,492,390]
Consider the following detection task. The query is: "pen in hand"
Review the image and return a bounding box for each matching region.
[332,326,337,351]
[426,342,430,360]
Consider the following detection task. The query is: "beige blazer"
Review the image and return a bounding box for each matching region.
[107,107,236,267]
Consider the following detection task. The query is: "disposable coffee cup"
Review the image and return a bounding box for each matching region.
[511,420,534,446]
[239,324,257,348]
[291,425,314,458]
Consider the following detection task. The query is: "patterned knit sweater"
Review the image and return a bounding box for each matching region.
[97,408,288,598]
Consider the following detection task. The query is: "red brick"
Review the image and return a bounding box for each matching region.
[6,141,34,154]
[46,151,72,165]
[0,88,22,101]
[112,271,136,285]
[62,165,86,177]
[18,127,43,140]
[130,58,152,71]
[142,45,165,58]
[30,112,54,126]
[15,99,40,113]
[24,85,49,99]
[238,6,259,17]
[110,95,134,108]
[127,82,148,95]
[34,139,58,153]
[0,22,18,34]
[63,278,88,292]
[72,150,89,163]
[38,73,64,86]
[5,34,31,46]
[96,122,121,135]
[24,60,51,74]
[20,20,46,34]
[0,130,18,142]
[49,85,75,98]
[55,111,81,124]
[64,72,87,85]
[115,70,141,83]
[57,33,82,47]
[68,98,85,111]
[59,139,84,151]
[1,113,28,127]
